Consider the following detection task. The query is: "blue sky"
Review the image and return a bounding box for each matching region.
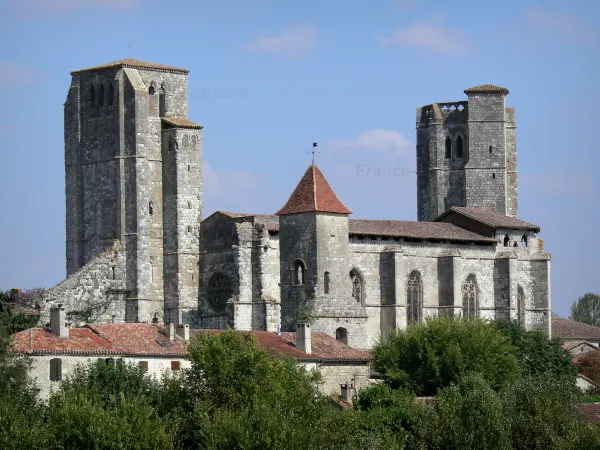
[1,0,598,317]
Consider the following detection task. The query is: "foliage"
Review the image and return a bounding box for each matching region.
[571,293,600,326]
[494,320,578,382]
[575,350,600,383]
[0,290,38,335]
[372,316,521,395]
[296,291,316,324]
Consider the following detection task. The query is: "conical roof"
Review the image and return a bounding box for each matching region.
[276,164,351,215]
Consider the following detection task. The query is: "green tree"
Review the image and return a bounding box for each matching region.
[372,316,521,396]
[0,290,38,335]
[494,320,578,382]
[571,293,600,326]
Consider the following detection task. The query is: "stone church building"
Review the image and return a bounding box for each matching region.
[43,58,552,349]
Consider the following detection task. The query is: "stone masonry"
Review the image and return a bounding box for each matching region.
[46,62,551,350]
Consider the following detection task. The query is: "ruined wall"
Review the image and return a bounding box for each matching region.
[316,363,373,397]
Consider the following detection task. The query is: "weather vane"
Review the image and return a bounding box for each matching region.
[308,142,319,164]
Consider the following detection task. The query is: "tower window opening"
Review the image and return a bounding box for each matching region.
[489,145,493,154]
[456,135,464,158]
[293,260,305,286]
[149,201,155,215]
[503,234,510,247]
[89,85,95,106]
[149,85,155,95]
[444,137,451,159]
[335,327,348,345]
[159,85,166,117]
[521,235,528,248]
[98,84,104,107]
[108,83,114,106]
[324,271,331,294]
[492,173,496,179]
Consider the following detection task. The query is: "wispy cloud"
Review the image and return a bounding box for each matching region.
[327,129,410,153]
[243,25,317,57]
[379,14,472,56]
[0,62,42,87]
[8,0,136,16]
[526,7,597,45]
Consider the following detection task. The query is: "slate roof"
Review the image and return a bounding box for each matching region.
[12,324,371,362]
[435,206,540,232]
[552,318,600,342]
[71,58,189,75]
[161,117,203,129]
[215,212,496,243]
[464,84,509,95]
[276,164,352,215]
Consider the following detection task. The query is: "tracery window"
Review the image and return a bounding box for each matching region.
[462,274,479,318]
[350,269,364,304]
[207,273,232,312]
[407,271,423,325]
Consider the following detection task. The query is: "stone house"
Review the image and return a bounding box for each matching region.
[12,307,372,399]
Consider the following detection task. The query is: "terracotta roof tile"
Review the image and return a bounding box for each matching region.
[71,58,189,75]
[219,212,496,243]
[464,84,509,95]
[161,116,203,129]
[12,325,371,362]
[12,328,117,355]
[435,207,540,232]
[276,165,352,215]
[552,318,600,342]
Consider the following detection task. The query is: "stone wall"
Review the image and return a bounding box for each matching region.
[316,363,373,397]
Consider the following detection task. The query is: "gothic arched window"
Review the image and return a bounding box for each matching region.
[462,274,479,318]
[108,82,114,106]
[456,135,464,158]
[148,84,155,95]
[335,327,348,345]
[407,270,423,325]
[445,137,451,159]
[182,135,190,150]
[89,85,95,107]
[159,83,167,117]
[207,273,232,312]
[517,285,525,325]
[293,260,305,286]
[349,269,364,304]
[324,271,331,294]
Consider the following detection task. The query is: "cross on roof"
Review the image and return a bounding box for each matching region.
[309,142,319,164]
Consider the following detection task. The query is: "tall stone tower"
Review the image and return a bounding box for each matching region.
[64,58,203,324]
[415,84,517,221]
[276,164,368,349]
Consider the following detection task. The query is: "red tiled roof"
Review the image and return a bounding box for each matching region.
[578,403,600,424]
[464,84,509,95]
[12,328,118,355]
[276,164,352,215]
[215,212,496,243]
[71,58,189,75]
[161,116,203,129]
[12,325,371,362]
[435,207,540,232]
[552,318,600,342]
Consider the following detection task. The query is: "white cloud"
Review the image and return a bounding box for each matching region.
[379,14,471,56]
[9,0,136,15]
[526,7,597,45]
[327,129,410,153]
[243,25,317,57]
[0,62,42,87]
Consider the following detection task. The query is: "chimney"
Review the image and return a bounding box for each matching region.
[168,323,176,341]
[50,305,68,338]
[176,324,190,342]
[296,323,311,354]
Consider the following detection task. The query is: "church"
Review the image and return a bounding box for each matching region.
[43,58,552,349]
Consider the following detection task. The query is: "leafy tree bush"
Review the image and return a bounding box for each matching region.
[576,349,600,384]
[494,320,578,382]
[571,293,600,326]
[372,316,521,395]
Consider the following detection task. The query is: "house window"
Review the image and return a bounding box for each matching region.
[293,260,305,286]
[105,358,115,365]
[138,361,149,373]
[444,137,451,159]
[350,269,364,304]
[456,135,464,158]
[407,271,423,325]
[171,360,181,371]
[462,274,479,318]
[49,358,62,382]
[335,327,348,345]
[324,271,331,294]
